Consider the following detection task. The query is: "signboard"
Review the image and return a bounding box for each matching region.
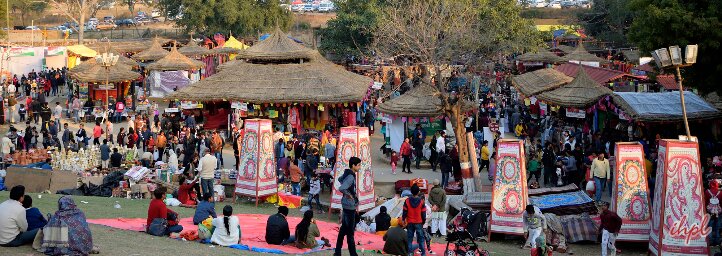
[565,108,585,118]
[331,127,375,211]
[539,102,548,116]
[231,101,242,109]
[649,140,708,256]
[613,142,651,241]
[407,118,445,138]
[489,122,499,133]
[489,139,528,235]
[180,100,201,109]
[372,82,383,90]
[235,119,277,199]
[96,84,115,90]
[164,108,179,113]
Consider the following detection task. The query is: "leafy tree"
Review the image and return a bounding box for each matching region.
[48,0,102,44]
[373,0,541,193]
[9,0,48,26]
[122,0,136,14]
[317,0,385,56]
[627,0,722,94]
[578,0,635,47]
[173,0,292,37]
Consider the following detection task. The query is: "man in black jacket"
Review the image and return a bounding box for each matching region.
[375,206,391,234]
[265,206,294,245]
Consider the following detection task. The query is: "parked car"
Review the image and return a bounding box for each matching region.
[103,16,114,22]
[318,2,334,12]
[116,19,136,27]
[303,3,313,12]
[25,26,40,30]
[547,1,562,8]
[88,18,99,25]
[96,22,117,30]
[49,25,73,34]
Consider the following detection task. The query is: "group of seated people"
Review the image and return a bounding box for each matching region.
[265,206,330,250]
[0,185,97,254]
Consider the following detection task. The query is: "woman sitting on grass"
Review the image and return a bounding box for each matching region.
[210,205,241,246]
[41,196,98,255]
[294,210,329,250]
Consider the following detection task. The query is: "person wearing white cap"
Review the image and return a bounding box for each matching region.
[428,179,447,237]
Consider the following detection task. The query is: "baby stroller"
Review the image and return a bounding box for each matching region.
[445,208,489,256]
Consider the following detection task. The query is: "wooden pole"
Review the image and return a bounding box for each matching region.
[675,66,692,139]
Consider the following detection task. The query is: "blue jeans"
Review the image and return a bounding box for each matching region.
[201,178,214,197]
[291,182,301,196]
[0,228,38,247]
[335,209,358,256]
[114,111,122,123]
[594,177,606,201]
[307,193,321,210]
[281,235,296,245]
[165,224,183,236]
[214,152,223,168]
[710,216,722,245]
[407,223,426,256]
[441,172,449,188]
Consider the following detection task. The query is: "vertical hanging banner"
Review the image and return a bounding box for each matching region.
[235,119,277,200]
[489,139,528,235]
[649,140,708,256]
[613,142,651,241]
[331,127,375,211]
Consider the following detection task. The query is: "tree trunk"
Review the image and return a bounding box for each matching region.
[450,103,474,194]
[78,11,85,44]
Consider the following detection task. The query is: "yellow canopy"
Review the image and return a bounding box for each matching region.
[66,45,97,57]
[224,36,249,50]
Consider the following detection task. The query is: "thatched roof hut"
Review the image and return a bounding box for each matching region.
[551,45,575,54]
[178,36,211,58]
[511,68,573,97]
[235,27,314,61]
[146,45,205,71]
[704,92,722,110]
[376,83,444,117]
[535,66,612,108]
[89,38,174,54]
[210,47,241,55]
[131,37,169,61]
[563,44,607,63]
[516,50,565,63]
[69,61,141,83]
[166,29,371,104]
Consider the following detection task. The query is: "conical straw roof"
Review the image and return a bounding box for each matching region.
[146,44,206,71]
[535,65,612,108]
[131,37,169,61]
[236,27,315,61]
[69,60,141,83]
[178,35,211,58]
[511,68,573,97]
[517,50,565,63]
[563,44,608,63]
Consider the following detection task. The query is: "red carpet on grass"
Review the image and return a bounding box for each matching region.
[88,213,447,254]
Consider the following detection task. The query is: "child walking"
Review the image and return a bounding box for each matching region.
[308,173,324,213]
[390,151,399,175]
[18,104,26,122]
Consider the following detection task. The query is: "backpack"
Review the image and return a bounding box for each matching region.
[147,218,168,236]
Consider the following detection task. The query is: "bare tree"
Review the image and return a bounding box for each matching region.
[47,0,101,44]
[373,0,541,193]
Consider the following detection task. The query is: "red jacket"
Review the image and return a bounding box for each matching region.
[403,197,426,224]
[400,142,412,156]
[177,181,197,205]
[600,209,622,233]
[147,199,178,226]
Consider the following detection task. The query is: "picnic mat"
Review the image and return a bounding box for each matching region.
[88,213,447,254]
[528,190,597,216]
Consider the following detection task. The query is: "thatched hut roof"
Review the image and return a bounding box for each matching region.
[131,37,169,61]
[178,36,211,58]
[146,45,205,71]
[89,38,174,54]
[511,68,573,97]
[563,44,608,63]
[704,92,722,110]
[235,27,315,61]
[551,45,575,54]
[535,66,612,108]
[69,61,141,83]
[210,47,241,55]
[166,49,371,103]
[376,83,444,117]
[516,50,565,63]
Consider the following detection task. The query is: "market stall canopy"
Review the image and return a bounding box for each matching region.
[223,35,250,50]
[146,45,205,71]
[166,29,371,103]
[536,66,613,108]
[131,37,169,61]
[613,91,722,122]
[563,44,608,63]
[511,68,573,97]
[66,45,97,57]
[235,28,314,61]
[178,36,211,58]
[69,62,141,83]
[555,63,640,85]
[516,50,565,63]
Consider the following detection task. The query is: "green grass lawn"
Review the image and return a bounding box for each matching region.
[0,191,655,255]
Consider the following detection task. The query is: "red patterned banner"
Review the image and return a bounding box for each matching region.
[235,119,277,199]
[649,140,708,256]
[489,139,528,235]
[613,142,651,241]
[331,127,375,211]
